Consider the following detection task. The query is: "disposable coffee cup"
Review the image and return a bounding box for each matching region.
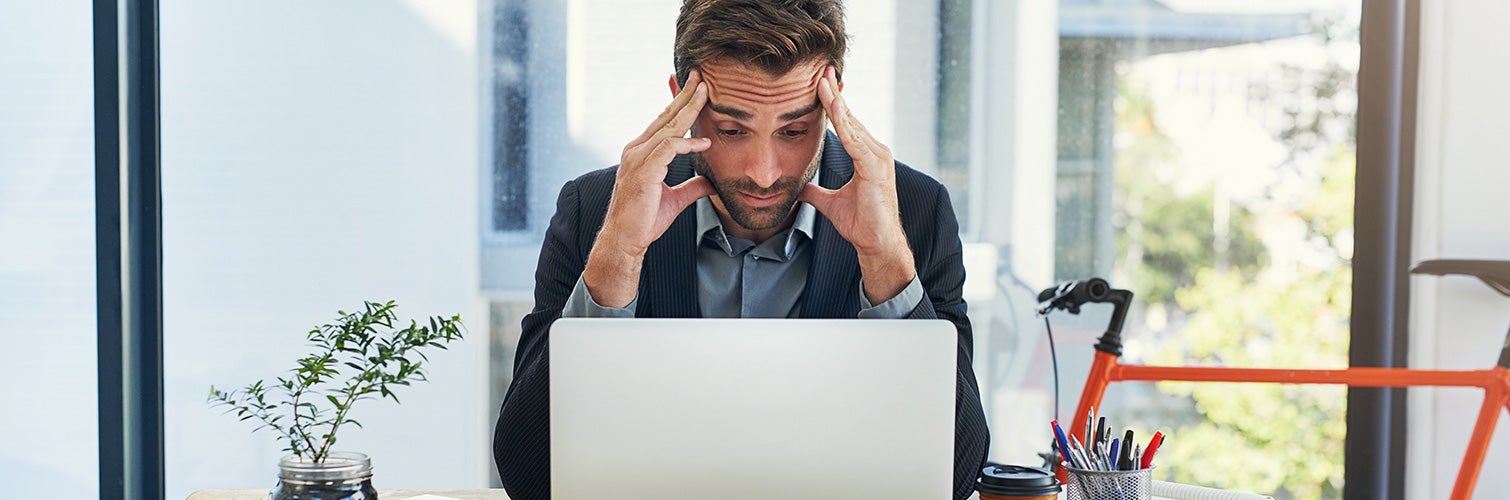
[976,464,1061,500]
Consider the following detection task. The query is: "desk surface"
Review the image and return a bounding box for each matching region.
[189,490,988,500]
[187,490,511,500]
[190,483,1256,500]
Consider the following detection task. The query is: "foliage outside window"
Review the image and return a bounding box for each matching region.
[1112,17,1357,499]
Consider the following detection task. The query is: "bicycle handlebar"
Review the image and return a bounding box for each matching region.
[1038,278,1135,356]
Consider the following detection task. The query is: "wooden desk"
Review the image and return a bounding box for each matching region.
[187,490,510,500]
[189,489,980,500]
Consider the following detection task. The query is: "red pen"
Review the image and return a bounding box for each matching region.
[1140,431,1164,469]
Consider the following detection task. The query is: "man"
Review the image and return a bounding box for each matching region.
[493,1,989,498]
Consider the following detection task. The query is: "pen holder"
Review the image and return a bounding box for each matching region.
[1062,463,1153,500]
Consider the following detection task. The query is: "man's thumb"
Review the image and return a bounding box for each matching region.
[668,175,715,210]
[798,183,839,216]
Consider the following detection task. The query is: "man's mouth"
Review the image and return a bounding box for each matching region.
[738,192,784,208]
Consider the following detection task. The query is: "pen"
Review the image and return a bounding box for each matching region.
[1051,421,1073,467]
[1070,434,1091,470]
[1099,435,1111,471]
[1120,429,1135,470]
[1141,431,1164,469]
[1086,407,1096,445]
[1099,413,1111,450]
[1108,438,1120,471]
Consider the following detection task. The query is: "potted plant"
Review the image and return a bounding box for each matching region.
[208,300,464,500]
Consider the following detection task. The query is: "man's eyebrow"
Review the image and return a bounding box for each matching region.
[779,101,822,122]
[708,103,752,120]
[707,101,823,122]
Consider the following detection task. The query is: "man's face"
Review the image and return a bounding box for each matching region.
[686,59,828,234]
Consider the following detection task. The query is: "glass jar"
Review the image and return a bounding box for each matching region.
[269,451,378,500]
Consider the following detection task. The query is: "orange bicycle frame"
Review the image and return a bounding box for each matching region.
[1041,277,1510,499]
[1071,350,1510,499]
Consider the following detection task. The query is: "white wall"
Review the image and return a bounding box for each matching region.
[0,1,98,498]
[1410,0,1510,497]
[160,1,486,498]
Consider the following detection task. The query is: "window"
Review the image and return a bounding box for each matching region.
[2,0,1451,497]
[489,0,532,233]
[476,1,1360,495]
[0,2,98,497]
[60,0,1364,496]
[160,2,489,497]
[1000,2,1358,496]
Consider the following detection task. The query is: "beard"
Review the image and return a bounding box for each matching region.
[693,147,822,232]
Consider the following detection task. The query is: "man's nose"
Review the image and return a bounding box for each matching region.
[747,143,782,188]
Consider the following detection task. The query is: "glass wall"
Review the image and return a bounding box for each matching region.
[138,0,1362,497]
[0,1,99,498]
[474,0,1360,496]
[1047,2,1360,497]
[160,1,489,498]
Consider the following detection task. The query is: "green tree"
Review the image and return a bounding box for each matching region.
[1112,51,1356,499]
[1148,146,1353,498]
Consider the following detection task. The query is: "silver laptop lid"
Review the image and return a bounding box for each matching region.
[549,318,956,500]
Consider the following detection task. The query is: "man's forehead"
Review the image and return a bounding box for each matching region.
[701,59,825,113]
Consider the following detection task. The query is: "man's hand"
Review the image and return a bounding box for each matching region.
[583,70,716,308]
[800,66,917,305]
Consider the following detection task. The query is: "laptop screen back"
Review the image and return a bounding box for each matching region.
[548,318,957,500]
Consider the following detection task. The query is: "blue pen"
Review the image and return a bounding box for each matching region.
[1051,421,1074,467]
[1109,438,1121,471]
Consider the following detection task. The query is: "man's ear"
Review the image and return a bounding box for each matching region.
[668,73,682,97]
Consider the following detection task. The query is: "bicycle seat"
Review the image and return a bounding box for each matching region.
[1411,259,1510,297]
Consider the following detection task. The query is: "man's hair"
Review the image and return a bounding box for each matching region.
[674,0,848,87]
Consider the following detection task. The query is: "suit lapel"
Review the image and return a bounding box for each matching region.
[800,131,860,318]
[638,155,700,318]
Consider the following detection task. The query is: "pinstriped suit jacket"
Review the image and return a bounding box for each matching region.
[494,131,990,500]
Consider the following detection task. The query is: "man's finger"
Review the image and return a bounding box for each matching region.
[817,69,846,137]
[622,87,708,175]
[633,70,704,145]
[637,136,711,178]
[651,81,708,143]
[835,86,881,154]
[819,68,873,161]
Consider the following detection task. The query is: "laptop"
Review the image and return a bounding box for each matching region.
[549,318,957,500]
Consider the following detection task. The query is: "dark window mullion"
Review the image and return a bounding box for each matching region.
[94,0,124,495]
[96,0,164,498]
[1346,1,1418,499]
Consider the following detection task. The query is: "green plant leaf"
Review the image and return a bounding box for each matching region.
[207,301,464,459]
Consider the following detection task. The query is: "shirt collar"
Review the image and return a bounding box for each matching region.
[694,178,818,259]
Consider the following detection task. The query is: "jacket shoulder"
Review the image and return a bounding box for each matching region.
[570,166,619,196]
[565,166,619,217]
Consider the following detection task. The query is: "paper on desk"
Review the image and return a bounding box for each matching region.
[1151,480,1274,500]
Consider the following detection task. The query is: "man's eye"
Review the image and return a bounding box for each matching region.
[719,129,744,137]
[782,129,809,138]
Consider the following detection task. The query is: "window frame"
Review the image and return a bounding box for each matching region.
[94,0,165,498]
[91,1,1420,497]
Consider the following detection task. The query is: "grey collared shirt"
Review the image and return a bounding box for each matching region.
[562,194,924,319]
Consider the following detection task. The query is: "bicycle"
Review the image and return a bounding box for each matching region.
[1038,259,1510,499]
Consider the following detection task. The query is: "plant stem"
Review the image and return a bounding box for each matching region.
[288,384,320,459]
[316,378,365,461]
